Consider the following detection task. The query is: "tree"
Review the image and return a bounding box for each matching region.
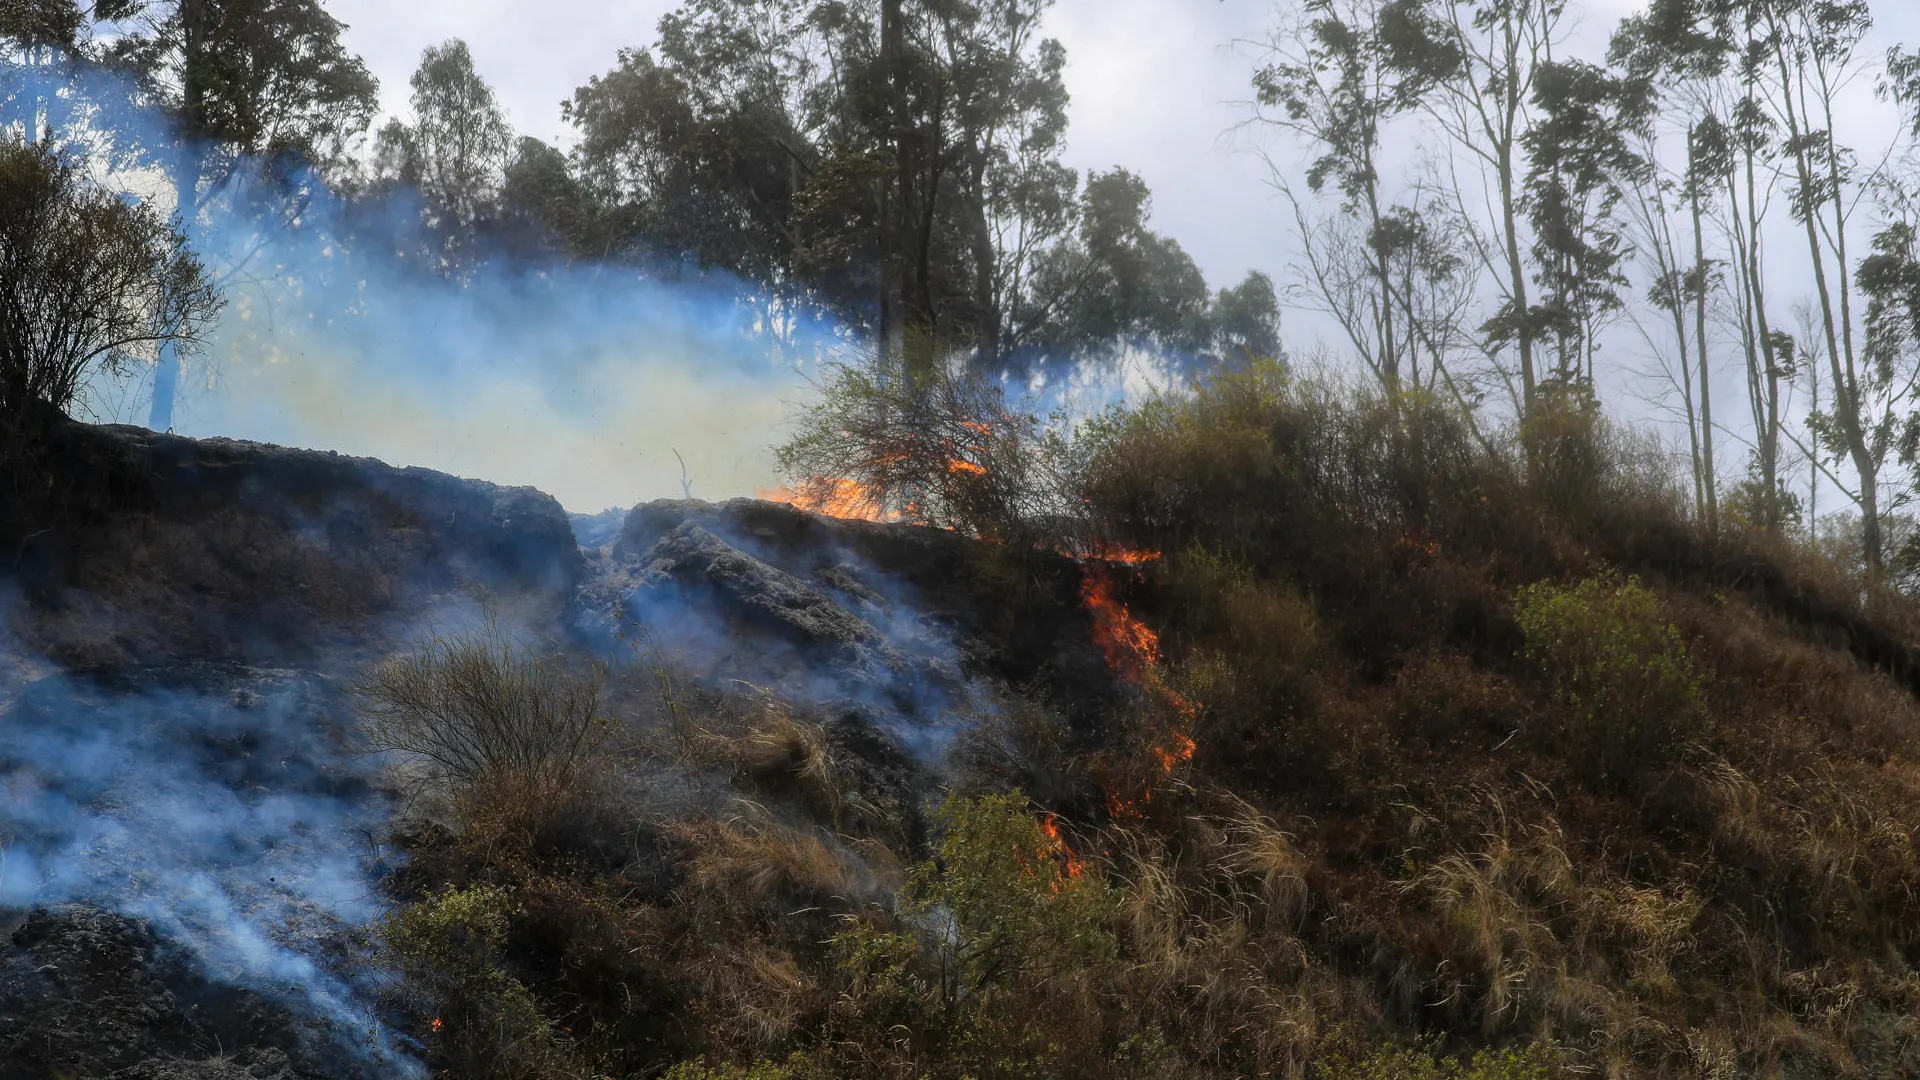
[109,0,376,430]
[1521,59,1636,391]
[1256,0,1440,396]
[1386,0,1566,417]
[1210,269,1284,364]
[1012,169,1213,369]
[568,0,1079,371]
[1752,0,1884,577]
[371,38,513,274]
[0,136,220,429]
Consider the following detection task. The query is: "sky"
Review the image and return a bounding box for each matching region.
[161,0,1920,512]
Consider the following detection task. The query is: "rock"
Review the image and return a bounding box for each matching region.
[4,419,583,670]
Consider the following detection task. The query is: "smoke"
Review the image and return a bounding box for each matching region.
[0,663,423,1076]
[34,57,839,515]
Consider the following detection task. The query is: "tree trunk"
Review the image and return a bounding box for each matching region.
[148,148,200,432]
[1689,149,1715,533]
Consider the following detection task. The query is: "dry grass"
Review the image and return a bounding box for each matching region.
[378,369,1920,1079]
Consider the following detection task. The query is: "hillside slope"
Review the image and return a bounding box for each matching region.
[8,385,1920,1079]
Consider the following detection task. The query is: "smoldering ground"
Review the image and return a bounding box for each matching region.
[0,662,423,1076]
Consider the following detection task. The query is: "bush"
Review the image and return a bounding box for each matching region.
[384,884,567,1079]
[774,348,1077,543]
[0,137,220,426]
[358,621,613,813]
[1316,1040,1561,1080]
[826,792,1130,1079]
[1513,572,1702,782]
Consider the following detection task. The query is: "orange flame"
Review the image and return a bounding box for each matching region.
[429,1017,443,1034]
[754,477,898,522]
[1082,571,1162,678]
[1038,814,1086,887]
[947,459,988,476]
[1091,545,1163,565]
[1081,567,1199,818]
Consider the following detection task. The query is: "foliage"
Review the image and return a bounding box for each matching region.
[0,136,219,424]
[1316,1040,1560,1080]
[107,0,379,176]
[774,347,1077,542]
[357,620,613,809]
[825,791,1125,1079]
[371,38,514,271]
[384,884,565,1080]
[1514,571,1702,781]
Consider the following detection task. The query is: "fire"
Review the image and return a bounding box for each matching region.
[947,459,988,476]
[429,1017,443,1034]
[754,477,898,522]
[1090,545,1162,565]
[1081,566,1199,818]
[1082,571,1163,678]
[1038,813,1086,887]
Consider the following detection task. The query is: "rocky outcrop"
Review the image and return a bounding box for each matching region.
[5,420,582,670]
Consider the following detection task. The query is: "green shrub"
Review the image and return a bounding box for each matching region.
[828,792,1129,1079]
[384,884,564,1079]
[661,1056,821,1080]
[1513,572,1702,781]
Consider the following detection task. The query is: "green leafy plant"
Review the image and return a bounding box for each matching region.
[384,884,561,1079]
[1514,572,1703,781]
[1316,1039,1560,1080]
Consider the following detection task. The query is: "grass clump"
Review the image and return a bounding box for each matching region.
[359,619,613,820]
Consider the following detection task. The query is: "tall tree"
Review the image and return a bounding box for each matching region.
[568,0,1078,369]
[372,38,513,273]
[1386,0,1566,417]
[111,0,375,430]
[1256,0,1438,396]
[1751,0,1886,578]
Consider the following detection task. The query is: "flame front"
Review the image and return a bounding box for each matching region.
[1038,813,1086,887]
[1081,567,1198,817]
[755,477,898,522]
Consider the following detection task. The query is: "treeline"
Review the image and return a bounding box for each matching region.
[1255,0,1920,586]
[0,0,1281,429]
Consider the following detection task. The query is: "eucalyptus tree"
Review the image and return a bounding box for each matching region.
[371,38,513,274]
[567,0,1076,371]
[1383,0,1567,417]
[1746,0,1892,578]
[108,0,375,430]
[1521,58,1638,392]
[1255,0,1440,396]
